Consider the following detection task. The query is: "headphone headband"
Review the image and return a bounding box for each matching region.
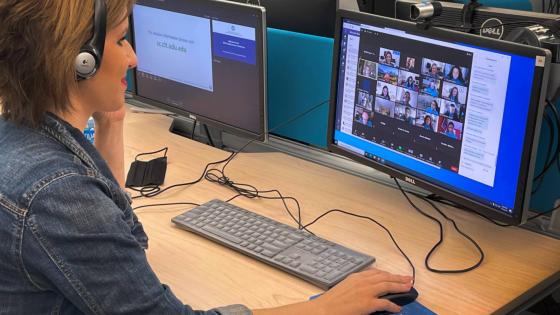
[75,0,107,80]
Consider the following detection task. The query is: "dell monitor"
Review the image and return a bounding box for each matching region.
[131,0,267,140]
[328,9,551,225]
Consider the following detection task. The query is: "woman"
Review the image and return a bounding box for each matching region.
[424,79,439,97]
[0,1,412,314]
[425,100,439,115]
[444,103,460,121]
[383,50,394,66]
[405,57,415,70]
[448,86,460,103]
[447,66,465,85]
[422,115,433,130]
[380,85,391,100]
[401,91,411,106]
[429,63,441,77]
[404,76,415,90]
[363,63,372,77]
[445,122,457,139]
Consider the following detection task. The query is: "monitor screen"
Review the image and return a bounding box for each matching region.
[328,10,550,225]
[131,0,266,138]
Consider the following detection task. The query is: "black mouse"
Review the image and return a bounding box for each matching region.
[379,287,419,306]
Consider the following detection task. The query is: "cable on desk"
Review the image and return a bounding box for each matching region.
[394,178,485,274]
[205,170,303,229]
[302,208,416,285]
[201,99,332,233]
[131,152,235,199]
[131,99,330,203]
[223,191,308,233]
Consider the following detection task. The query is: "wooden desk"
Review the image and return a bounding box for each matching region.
[124,110,560,314]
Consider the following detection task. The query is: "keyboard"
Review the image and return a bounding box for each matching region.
[171,199,375,289]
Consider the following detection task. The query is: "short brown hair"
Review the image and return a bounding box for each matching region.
[0,0,135,126]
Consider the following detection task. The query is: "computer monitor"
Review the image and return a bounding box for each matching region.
[130,0,267,139]
[230,0,336,37]
[328,9,551,225]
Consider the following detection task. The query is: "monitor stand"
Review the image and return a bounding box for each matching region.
[168,116,273,155]
[169,117,225,149]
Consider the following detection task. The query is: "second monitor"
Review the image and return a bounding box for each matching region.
[329,9,551,225]
[131,0,267,140]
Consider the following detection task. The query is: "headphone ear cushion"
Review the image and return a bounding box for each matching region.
[75,51,98,78]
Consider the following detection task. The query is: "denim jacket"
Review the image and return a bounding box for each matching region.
[0,113,251,315]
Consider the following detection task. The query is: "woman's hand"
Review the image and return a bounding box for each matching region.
[92,104,127,125]
[311,268,413,315]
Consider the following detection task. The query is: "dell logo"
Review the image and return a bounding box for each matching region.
[480,18,504,39]
[405,176,416,185]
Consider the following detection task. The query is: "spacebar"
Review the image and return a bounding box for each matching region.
[201,226,241,244]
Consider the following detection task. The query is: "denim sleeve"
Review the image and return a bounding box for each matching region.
[22,174,251,315]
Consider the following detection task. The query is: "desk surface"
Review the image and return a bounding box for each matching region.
[124,110,560,314]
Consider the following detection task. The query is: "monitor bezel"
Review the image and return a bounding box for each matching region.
[327,9,551,225]
[129,0,268,141]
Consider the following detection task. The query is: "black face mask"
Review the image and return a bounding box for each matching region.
[125,148,168,188]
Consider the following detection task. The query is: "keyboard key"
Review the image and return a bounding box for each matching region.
[201,226,241,244]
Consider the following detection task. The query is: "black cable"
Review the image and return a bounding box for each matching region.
[191,120,197,140]
[302,208,416,285]
[394,178,485,274]
[545,100,560,173]
[205,168,306,231]
[532,111,555,192]
[527,203,560,221]
[221,99,332,174]
[203,124,216,148]
[200,99,331,231]
[131,152,235,199]
[131,98,331,241]
[222,191,309,233]
[533,101,560,194]
[133,147,168,160]
[131,99,330,200]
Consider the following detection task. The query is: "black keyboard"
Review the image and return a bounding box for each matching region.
[171,199,375,289]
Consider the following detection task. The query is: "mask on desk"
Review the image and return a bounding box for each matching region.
[125,148,168,188]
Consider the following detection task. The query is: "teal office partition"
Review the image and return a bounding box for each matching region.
[457,0,533,11]
[267,28,334,148]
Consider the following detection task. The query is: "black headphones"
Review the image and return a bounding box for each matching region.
[75,0,107,80]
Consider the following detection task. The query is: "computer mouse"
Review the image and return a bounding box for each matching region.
[379,287,418,306]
